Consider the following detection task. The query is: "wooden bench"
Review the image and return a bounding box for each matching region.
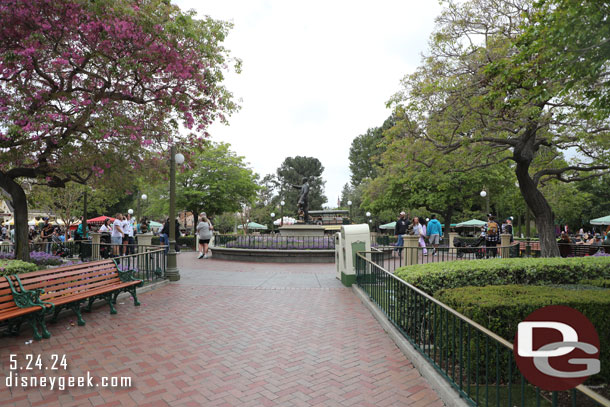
[1,276,54,340]
[14,259,142,327]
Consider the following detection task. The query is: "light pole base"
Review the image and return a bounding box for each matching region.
[166,267,181,281]
[166,245,181,281]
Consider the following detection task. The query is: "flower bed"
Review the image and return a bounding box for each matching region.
[0,251,65,267]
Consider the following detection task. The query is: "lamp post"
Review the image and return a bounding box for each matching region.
[480,190,490,214]
[270,212,275,233]
[366,211,371,228]
[347,200,352,221]
[166,146,184,282]
[280,200,285,227]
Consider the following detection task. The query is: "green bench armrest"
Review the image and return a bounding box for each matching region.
[4,276,54,313]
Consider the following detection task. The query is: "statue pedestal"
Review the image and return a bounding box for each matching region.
[279,225,325,237]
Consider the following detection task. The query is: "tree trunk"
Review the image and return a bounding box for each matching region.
[515,163,560,257]
[442,208,453,244]
[0,173,30,262]
[191,209,200,236]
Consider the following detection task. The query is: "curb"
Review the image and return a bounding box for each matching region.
[352,284,470,407]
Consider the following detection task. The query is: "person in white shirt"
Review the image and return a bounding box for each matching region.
[123,213,135,255]
[111,213,124,256]
[99,218,111,233]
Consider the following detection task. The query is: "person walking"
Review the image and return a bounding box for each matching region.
[196,213,213,259]
[418,217,428,255]
[111,213,124,257]
[123,213,135,255]
[483,214,501,258]
[394,211,410,256]
[160,218,170,254]
[426,214,443,255]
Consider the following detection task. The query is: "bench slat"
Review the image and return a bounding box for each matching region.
[22,270,121,293]
[17,264,118,284]
[16,260,116,278]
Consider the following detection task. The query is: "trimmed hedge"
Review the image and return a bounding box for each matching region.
[0,260,38,276]
[395,257,610,295]
[435,285,610,383]
[581,278,610,288]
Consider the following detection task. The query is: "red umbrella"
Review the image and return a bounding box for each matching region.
[87,216,116,225]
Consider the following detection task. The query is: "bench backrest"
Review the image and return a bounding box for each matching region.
[16,260,121,302]
[0,277,19,314]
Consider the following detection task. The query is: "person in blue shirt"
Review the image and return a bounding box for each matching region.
[426,214,443,255]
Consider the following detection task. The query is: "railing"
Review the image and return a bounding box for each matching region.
[213,234,335,250]
[355,252,609,407]
[370,244,521,274]
[110,247,167,282]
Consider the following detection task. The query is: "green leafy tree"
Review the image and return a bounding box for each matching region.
[388,0,610,256]
[364,116,514,234]
[28,184,121,236]
[276,156,327,214]
[175,143,259,234]
[349,115,396,186]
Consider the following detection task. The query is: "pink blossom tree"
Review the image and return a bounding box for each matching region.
[0,0,239,260]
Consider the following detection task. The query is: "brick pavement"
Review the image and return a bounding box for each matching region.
[0,253,444,406]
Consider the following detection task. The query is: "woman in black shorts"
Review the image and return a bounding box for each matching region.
[196,213,213,259]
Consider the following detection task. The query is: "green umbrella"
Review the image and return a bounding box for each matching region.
[379,221,396,230]
[455,219,487,228]
[238,221,268,230]
[148,220,163,229]
[590,215,610,225]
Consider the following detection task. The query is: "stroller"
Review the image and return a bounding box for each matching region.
[454,236,486,259]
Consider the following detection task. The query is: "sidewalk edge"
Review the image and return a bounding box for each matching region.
[352,284,470,407]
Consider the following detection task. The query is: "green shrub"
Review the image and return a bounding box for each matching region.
[435,285,610,383]
[395,257,610,295]
[580,278,610,288]
[0,260,38,276]
[177,236,196,248]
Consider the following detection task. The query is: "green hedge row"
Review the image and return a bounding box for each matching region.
[147,236,196,248]
[435,285,610,383]
[0,260,38,276]
[395,257,610,295]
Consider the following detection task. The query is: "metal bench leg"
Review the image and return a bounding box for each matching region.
[27,316,42,341]
[50,306,61,323]
[37,314,51,339]
[105,294,117,314]
[112,291,120,304]
[68,302,86,326]
[84,297,95,313]
[128,287,140,306]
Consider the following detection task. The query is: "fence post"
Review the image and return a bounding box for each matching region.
[90,232,101,260]
[403,235,420,266]
[500,234,510,258]
[449,232,459,248]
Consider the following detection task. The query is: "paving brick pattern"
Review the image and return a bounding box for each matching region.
[0,253,444,406]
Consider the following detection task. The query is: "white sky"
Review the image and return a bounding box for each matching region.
[175,0,443,207]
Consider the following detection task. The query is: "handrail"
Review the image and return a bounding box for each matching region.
[356,251,514,347]
[355,250,610,407]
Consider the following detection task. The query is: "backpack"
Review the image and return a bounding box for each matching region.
[487,221,498,236]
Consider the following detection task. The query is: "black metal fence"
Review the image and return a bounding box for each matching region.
[370,244,521,274]
[355,252,609,407]
[214,234,335,250]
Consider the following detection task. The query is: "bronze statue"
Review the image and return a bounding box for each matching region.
[292,177,311,223]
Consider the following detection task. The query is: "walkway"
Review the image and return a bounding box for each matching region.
[0,253,444,407]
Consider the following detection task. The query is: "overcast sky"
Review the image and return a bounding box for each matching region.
[175,0,444,207]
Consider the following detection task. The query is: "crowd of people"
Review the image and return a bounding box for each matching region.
[392,210,609,258]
